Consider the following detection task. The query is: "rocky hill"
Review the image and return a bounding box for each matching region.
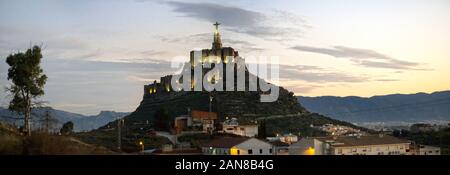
[99,27,365,136]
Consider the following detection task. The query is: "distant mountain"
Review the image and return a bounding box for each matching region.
[298,91,450,124]
[0,107,129,132]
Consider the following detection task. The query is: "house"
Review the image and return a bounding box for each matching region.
[270,140,290,155]
[191,110,218,133]
[201,137,274,155]
[289,135,411,155]
[151,144,202,155]
[267,134,298,144]
[173,115,192,134]
[416,145,441,155]
[172,110,218,134]
[221,118,258,137]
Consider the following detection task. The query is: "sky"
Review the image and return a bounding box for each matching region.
[0,0,449,115]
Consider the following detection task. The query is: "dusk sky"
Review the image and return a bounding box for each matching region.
[1,0,449,115]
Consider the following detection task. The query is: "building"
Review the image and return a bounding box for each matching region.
[143,21,245,95]
[314,124,361,136]
[172,110,217,134]
[201,137,274,155]
[191,110,217,133]
[270,141,290,155]
[416,145,441,155]
[289,135,411,155]
[173,115,192,134]
[267,134,298,145]
[221,117,258,137]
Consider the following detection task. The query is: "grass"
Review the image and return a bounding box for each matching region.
[0,122,114,155]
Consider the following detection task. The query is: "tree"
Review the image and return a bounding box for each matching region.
[6,45,47,136]
[154,108,171,131]
[257,118,267,139]
[60,121,74,135]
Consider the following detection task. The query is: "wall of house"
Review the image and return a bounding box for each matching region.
[234,138,274,155]
[331,143,410,155]
[418,146,440,155]
[202,147,230,155]
[288,138,315,155]
[223,125,258,137]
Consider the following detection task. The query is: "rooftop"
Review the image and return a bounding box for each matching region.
[201,137,250,148]
[191,110,218,120]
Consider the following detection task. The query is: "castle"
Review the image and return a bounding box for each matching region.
[144,22,245,96]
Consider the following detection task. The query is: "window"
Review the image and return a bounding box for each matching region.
[269,149,273,154]
[240,128,245,131]
[338,149,342,154]
[248,149,253,154]
[237,150,240,155]
[260,149,263,154]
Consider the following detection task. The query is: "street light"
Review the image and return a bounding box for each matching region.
[209,94,214,112]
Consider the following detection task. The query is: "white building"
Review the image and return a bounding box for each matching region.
[267,134,298,144]
[417,145,441,155]
[202,137,274,155]
[289,135,411,155]
[221,118,258,137]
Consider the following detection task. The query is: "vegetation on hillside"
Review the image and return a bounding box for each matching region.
[0,122,114,155]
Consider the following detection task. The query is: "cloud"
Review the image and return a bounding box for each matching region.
[279,64,370,83]
[374,79,400,82]
[159,32,265,53]
[164,1,306,41]
[140,50,168,57]
[290,45,428,70]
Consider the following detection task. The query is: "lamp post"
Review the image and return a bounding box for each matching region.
[209,94,213,112]
[139,140,144,152]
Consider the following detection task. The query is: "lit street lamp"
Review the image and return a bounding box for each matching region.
[139,141,144,152]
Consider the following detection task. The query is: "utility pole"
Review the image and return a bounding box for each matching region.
[209,94,213,112]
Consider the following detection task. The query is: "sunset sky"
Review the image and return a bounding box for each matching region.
[1,0,449,115]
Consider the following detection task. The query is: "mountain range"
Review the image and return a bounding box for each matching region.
[298,91,450,125]
[0,107,129,132]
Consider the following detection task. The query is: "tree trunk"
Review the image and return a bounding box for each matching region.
[24,111,31,136]
[24,98,32,136]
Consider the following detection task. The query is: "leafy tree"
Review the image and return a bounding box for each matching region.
[6,45,47,136]
[257,118,267,139]
[60,121,74,135]
[154,108,171,131]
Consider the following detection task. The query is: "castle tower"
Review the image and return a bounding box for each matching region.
[212,22,222,50]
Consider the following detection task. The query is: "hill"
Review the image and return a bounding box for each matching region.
[298,91,450,125]
[97,27,366,138]
[0,122,114,154]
